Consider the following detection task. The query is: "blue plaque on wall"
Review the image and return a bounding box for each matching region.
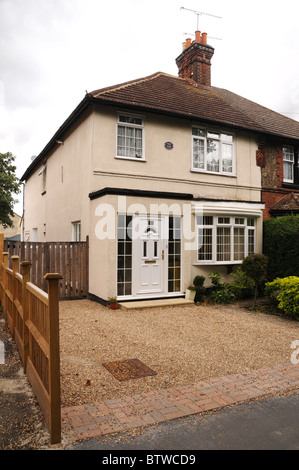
[164,142,174,150]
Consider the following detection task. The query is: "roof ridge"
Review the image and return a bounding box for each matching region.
[92,72,173,97]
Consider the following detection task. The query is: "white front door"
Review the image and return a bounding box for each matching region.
[132,216,168,296]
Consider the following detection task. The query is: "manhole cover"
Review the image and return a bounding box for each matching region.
[102,358,157,381]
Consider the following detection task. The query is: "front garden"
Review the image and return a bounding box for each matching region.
[189,267,299,322]
[189,214,299,321]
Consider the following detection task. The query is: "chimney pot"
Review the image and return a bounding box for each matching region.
[186,38,192,48]
[195,31,202,42]
[202,33,207,44]
[182,41,187,51]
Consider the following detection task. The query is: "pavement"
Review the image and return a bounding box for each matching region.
[61,361,299,443]
[1,310,299,451]
[68,391,299,450]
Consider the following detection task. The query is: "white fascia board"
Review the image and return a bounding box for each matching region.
[192,200,265,217]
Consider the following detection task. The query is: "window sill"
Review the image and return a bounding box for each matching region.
[115,156,146,162]
[193,261,243,266]
[191,169,237,178]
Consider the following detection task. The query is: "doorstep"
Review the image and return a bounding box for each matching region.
[118,298,194,309]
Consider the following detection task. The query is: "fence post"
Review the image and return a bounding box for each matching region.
[11,255,19,338]
[3,252,8,269]
[21,261,31,373]
[2,253,9,316]
[44,273,63,445]
[0,232,4,263]
[85,235,89,297]
[0,233,4,310]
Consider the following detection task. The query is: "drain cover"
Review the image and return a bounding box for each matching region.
[102,358,157,381]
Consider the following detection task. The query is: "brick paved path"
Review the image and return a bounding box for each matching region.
[62,362,299,442]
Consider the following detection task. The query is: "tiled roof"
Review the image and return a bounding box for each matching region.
[90,72,299,141]
[270,193,299,212]
[21,71,299,182]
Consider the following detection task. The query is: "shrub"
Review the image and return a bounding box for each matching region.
[229,267,255,300]
[207,272,235,304]
[265,276,299,319]
[209,284,236,304]
[241,254,268,306]
[193,275,205,287]
[263,215,299,279]
[193,275,206,302]
[209,272,222,288]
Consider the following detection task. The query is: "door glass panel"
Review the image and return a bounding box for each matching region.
[168,217,181,292]
[117,215,132,296]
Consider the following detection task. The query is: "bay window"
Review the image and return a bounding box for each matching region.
[197,216,255,264]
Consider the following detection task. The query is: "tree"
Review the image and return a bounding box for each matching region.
[0,152,21,228]
[241,254,268,307]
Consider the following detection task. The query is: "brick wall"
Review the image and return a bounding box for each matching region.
[261,140,298,218]
[262,190,284,219]
[176,42,214,86]
[261,143,282,189]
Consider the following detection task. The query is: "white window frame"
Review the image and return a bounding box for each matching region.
[38,163,47,194]
[72,221,81,242]
[196,215,256,265]
[32,228,38,242]
[116,113,145,161]
[283,146,294,183]
[191,127,235,176]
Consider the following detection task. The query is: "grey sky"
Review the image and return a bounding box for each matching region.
[1,0,298,214]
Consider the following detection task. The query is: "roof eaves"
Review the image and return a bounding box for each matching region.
[89,95,298,141]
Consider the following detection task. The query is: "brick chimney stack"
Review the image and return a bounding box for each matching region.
[176,31,214,86]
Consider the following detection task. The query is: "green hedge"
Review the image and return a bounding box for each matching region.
[265,276,299,319]
[263,214,299,280]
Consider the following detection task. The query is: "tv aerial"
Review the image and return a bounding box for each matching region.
[180,6,222,40]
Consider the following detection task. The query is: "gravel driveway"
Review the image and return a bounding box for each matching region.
[59,300,299,408]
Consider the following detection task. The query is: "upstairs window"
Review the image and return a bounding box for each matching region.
[192,128,234,175]
[283,146,295,183]
[38,163,47,195]
[117,115,144,160]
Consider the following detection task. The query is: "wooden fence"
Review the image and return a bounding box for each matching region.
[0,233,62,444]
[4,238,88,299]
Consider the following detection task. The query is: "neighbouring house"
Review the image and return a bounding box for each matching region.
[261,142,299,218]
[20,31,299,303]
[0,213,22,240]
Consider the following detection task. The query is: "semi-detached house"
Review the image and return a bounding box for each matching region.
[21,31,299,304]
